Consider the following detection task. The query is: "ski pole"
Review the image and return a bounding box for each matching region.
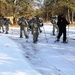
[67,25,69,43]
[67,25,69,42]
[43,26,48,43]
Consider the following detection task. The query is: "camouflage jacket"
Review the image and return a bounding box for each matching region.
[0,19,4,26]
[4,19,12,25]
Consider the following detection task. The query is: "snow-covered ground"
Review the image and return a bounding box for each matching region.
[0,23,75,75]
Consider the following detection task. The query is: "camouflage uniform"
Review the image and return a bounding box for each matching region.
[4,18,12,34]
[0,16,4,33]
[35,16,43,33]
[31,17,40,43]
[17,17,29,38]
[51,16,58,35]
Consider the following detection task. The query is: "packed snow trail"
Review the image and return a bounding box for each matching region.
[1,24,75,75]
[0,35,42,75]
[10,36,75,75]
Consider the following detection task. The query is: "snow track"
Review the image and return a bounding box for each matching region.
[5,24,75,75]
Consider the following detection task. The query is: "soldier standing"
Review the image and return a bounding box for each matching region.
[35,16,43,33]
[31,17,40,43]
[4,18,12,34]
[17,16,29,39]
[0,15,4,33]
[56,14,70,43]
[51,16,58,35]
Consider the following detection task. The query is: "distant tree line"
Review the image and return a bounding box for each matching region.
[0,0,75,23]
[43,0,75,23]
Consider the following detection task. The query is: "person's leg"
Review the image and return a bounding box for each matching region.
[57,28,62,41]
[2,25,4,32]
[20,26,23,38]
[24,27,29,38]
[53,24,55,35]
[33,29,38,43]
[5,25,9,34]
[63,28,67,42]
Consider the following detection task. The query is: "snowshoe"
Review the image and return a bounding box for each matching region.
[54,39,59,43]
[62,41,68,44]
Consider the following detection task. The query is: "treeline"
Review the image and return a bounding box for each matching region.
[43,0,75,23]
[0,0,75,23]
[0,0,35,17]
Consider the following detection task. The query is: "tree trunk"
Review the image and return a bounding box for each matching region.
[46,7,49,21]
[68,8,70,22]
[71,11,74,24]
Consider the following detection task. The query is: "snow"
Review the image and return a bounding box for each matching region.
[0,35,41,75]
[0,23,75,75]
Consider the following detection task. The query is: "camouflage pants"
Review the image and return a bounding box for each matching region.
[0,25,4,33]
[20,26,28,38]
[33,29,39,43]
[5,25,9,33]
[53,24,59,35]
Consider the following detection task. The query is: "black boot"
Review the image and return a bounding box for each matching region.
[20,35,23,38]
[54,39,59,43]
[25,36,29,39]
[62,41,68,43]
[5,32,8,34]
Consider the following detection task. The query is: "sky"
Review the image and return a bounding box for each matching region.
[33,0,44,9]
[0,23,75,75]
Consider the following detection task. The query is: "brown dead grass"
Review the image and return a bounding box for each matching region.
[69,24,75,27]
[11,24,20,28]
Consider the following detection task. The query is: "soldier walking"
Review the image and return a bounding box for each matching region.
[51,16,58,35]
[4,18,12,34]
[56,14,70,43]
[17,16,29,39]
[31,17,40,43]
[0,15,4,33]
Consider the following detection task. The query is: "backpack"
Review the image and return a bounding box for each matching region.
[17,18,22,25]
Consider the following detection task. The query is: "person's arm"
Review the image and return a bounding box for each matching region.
[65,19,70,25]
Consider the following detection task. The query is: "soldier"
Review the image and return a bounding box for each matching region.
[0,15,4,33]
[51,16,58,35]
[17,16,29,38]
[56,14,70,43]
[35,16,43,33]
[4,18,12,34]
[31,17,40,43]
